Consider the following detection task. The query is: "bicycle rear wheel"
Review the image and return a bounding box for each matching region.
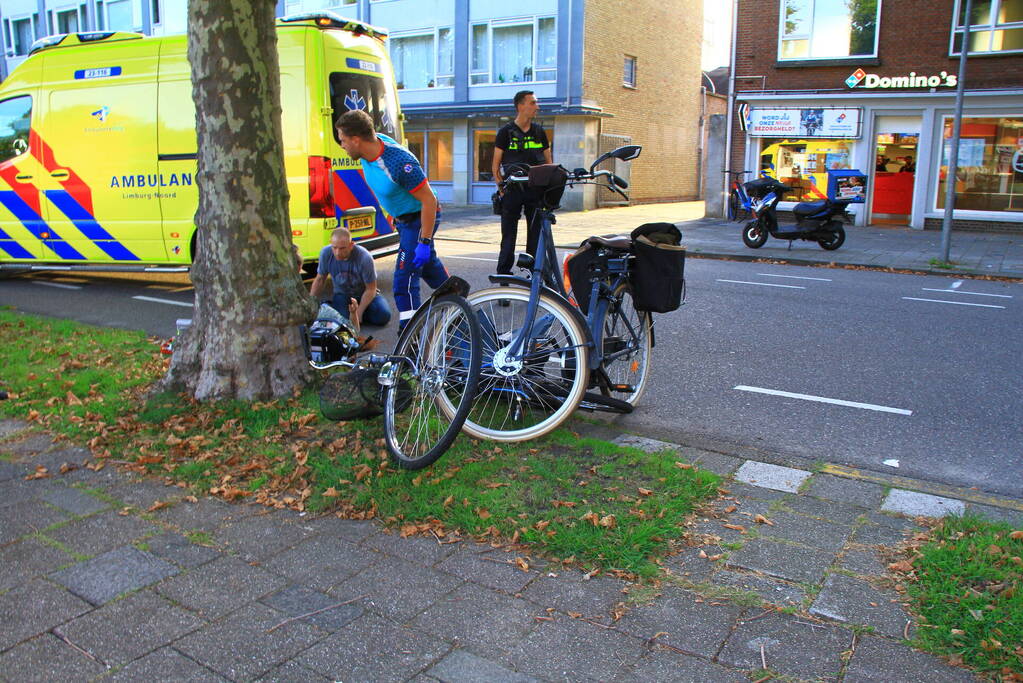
[597,281,652,406]
[463,286,589,442]
[383,294,481,470]
[727,189,739,222]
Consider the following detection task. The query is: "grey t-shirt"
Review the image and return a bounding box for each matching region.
[317,243,376,299]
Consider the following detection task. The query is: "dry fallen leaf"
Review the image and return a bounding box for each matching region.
[674,462,693,470]
[754,514,774,526]
[637,487,653,497]
[1009,530,1023,540]
[722,523,745,531]
[888,560,915,573]
[514,557,529,572]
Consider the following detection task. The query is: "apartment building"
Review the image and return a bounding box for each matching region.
[1,0,705,210]
[728,0,1023,231]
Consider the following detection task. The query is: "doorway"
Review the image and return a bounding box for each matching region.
[871,115,920,225]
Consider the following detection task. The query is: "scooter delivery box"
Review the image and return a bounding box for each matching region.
[828,170,867,203]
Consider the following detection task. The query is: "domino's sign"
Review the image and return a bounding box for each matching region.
[846,68,958,89]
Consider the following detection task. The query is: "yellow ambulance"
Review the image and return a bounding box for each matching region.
[0,11,401,272]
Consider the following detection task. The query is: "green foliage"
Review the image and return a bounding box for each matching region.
[901,514,1022,674]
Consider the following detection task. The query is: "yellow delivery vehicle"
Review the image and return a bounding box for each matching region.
[0,11,401,272]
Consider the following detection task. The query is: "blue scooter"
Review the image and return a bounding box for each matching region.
[740,177,848,251]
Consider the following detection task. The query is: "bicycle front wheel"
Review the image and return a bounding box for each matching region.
[727,189,739,221]
[464,287,589,442]
[598,281,652,406]
[384,294,481,470]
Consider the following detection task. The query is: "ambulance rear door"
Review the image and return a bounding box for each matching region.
[155,36,197,264]
[37,38,163,263]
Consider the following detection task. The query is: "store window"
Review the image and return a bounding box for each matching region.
[470,16,556,85]
[778,0,880,60]
[951,0,1023,54]
[937,116,1023,213]
[405,131,453,182]
[475,130,496,182]
[759,138,854,202]
[390,28,454,89]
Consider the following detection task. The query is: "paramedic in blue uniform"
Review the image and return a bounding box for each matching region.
[336,109,448,329]
[491,90,552,275]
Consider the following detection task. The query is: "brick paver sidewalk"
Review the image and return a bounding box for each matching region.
[3,417,1019,681]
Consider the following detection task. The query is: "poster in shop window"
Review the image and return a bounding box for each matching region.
[746,108,862,138]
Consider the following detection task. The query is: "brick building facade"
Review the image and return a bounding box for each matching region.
[728,0,1023,231]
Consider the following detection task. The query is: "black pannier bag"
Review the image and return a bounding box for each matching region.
[564,241,602,313]
[527,163,569,209]
[629,222,685,313]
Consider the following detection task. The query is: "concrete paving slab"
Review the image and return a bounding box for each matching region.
[148,495,257,532]
[778,494,868,525]
[0,418,29,440]
[264,534,380,592]
[501,615,647,682]
[105,647,229,682]
[717,612,848,681]
[427,649,539,683]
[143,531,222,569]
[55,589,204,666]
[297,612,449,683]
[838,548,887,576]
[752,511,854,552]
[260,584,364,632]
[410,583,539,652]
[719,481,791,502]
[0,577,92,651]
[0,537,75,592]
[50,546,179,605]
[106,479,184,511]
[174,602,327,682]
[0,459,23,482]
[37,485,110,516]
[436,546,538,593]
[0,433,55,457]
[330,553,464,624]
[726,537,835,585]
[735,461,812,493]
[300,515,378,543]
[881,489,966,518]
[155,555,286,619]
[0,498,71,545]
[965,502,1023,528]
[809,574,912,639]
[663,546,722,584]
[850,522,912,547]
[613,434,679,454]
[43,509,160,557]
[254,659,333,683]
[24,446,91,473]
[843,635,977,682]
[520,572,628,620]
[362,528,462,566]
[0,477,68,508]
[712,570,808,607]
[0,633,107,681]
[806,472,887,509]
[615,586,741,658]
[213,511,318,561]
[614,651,748,683]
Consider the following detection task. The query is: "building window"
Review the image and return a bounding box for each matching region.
[474,129,496,182]
[56,8,80,34]
[778,0,879,60]
[937,116,1023,213]
[152,0,161,25]
[10,17,34,55]
[623,55,637,87]
[470,16,557,85]
[951,0,1023,54]
[406,130,454,182]
[0,96,33,163]
[391,28,454,89]
[104,0,134,31]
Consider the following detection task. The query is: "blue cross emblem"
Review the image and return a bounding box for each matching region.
[345,89,366,111]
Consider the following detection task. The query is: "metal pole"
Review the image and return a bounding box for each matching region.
[940,0,972,263]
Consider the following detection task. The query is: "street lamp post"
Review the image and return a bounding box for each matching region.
[940,0,973,263]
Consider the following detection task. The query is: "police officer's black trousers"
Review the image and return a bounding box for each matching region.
[497,186,541,275]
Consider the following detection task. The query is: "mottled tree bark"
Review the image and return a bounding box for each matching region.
[161,0,315,400]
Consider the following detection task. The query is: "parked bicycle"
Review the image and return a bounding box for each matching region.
[462,146,686,442]
[304,276,482,470]
[725,169,755,222]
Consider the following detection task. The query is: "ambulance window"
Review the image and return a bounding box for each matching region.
[330,73,399,141]
[0,96,32,163]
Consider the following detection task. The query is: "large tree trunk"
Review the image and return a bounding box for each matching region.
[161,0,315,400]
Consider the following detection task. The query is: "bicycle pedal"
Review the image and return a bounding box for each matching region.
[611,384,634,392]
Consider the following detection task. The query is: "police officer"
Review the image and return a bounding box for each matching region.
[492,90,552,275]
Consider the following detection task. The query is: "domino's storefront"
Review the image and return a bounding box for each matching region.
[738,72,1023,232]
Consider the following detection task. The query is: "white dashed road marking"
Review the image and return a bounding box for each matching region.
[734,385,913,415]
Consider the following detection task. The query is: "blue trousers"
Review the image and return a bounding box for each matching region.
[325,291,392,327]
[394,215,448,327]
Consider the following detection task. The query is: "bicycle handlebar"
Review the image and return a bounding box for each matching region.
[500,166,629,199]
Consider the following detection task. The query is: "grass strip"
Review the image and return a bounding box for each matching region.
[0,309,719,576]
[892,514,1022,675]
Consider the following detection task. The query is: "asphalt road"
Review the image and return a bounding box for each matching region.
[3,246,1021,499]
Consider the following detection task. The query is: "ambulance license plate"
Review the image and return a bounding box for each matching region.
[346,215,373,232]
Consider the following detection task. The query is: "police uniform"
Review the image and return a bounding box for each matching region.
[495,120,549,274]
[358,133,448,326]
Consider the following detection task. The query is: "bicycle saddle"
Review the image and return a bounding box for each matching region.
[585,234,632,250]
